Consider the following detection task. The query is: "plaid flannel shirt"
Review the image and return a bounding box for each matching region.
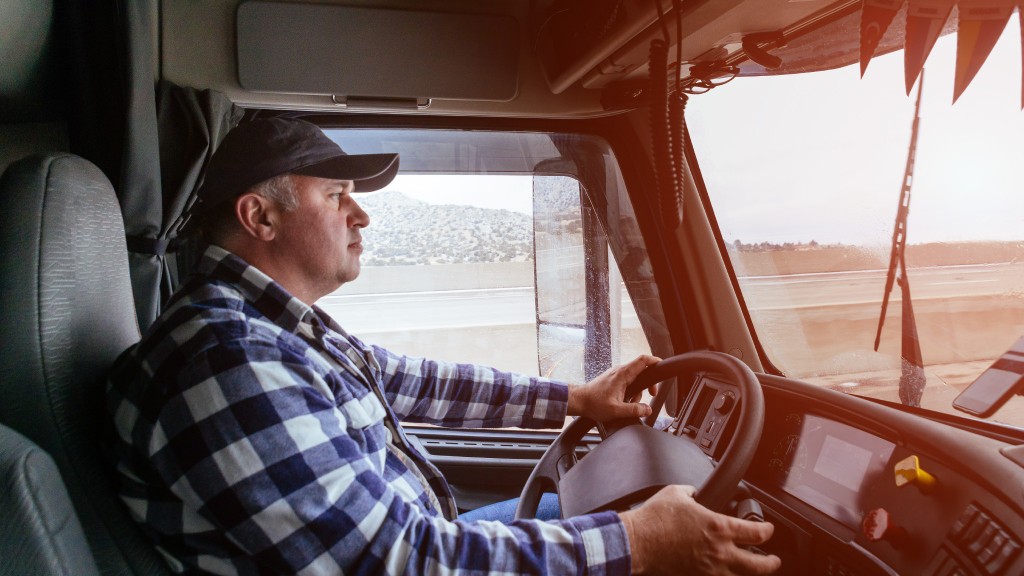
[107,245,631,575]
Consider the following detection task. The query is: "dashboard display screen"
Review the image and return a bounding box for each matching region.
[813,434,875,492]
[762,413,894,528]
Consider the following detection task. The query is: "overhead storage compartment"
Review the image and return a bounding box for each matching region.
[236,1,520,102]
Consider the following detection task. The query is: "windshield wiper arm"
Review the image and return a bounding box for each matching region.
[874,72,927,407]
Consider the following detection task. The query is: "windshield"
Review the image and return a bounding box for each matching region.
[689,23,1024,427]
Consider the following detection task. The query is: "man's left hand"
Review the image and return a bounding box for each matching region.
[566,355,662,422]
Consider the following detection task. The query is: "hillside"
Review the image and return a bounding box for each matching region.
[729,241,1024,276]
[358,190,533,265]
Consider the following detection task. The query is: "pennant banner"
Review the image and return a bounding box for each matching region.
[904,0,955,93]
[859,0,1022,104]
[861,0,907,76]
[955,1,1015,102]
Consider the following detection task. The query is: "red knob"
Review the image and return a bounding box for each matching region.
[862,508,907,547]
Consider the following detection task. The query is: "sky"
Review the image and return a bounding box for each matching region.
[366,17,1024,246]
[687,15,1024,246]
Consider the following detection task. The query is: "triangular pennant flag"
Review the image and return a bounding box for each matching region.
[861,0,907,76]
[904,0,955,93]
[954,0,1015,102]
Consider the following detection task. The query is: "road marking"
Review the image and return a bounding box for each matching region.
[738,262,1015,281]
[926,279,998,286]
[322,286,532,301]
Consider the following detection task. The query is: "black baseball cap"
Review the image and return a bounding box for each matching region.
[189,117,399,220]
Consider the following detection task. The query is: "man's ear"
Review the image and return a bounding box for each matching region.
[234,193,278,241]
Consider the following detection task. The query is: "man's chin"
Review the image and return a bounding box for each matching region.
[342,263,361,284]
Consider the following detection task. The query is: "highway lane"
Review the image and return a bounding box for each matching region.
[739,262,1024,310]
[319,287,536,333]
[317,262,1024,332]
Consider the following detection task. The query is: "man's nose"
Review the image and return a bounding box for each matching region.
[350,199,370,228]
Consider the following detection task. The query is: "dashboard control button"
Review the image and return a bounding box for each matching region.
[713,391,736,413]
[961,511,991,545]
[987,539,1020,574]
[861,508,906,547]
[968,523,1000,555]
[951,504,980,537]
[979,530,1008,565]
[894,454,937,492]
[705,419,717,435]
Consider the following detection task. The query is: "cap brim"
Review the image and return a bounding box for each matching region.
[293,153,400,192]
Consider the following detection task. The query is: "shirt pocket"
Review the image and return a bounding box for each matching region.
[339,392,386,430]
[335,391,389,471]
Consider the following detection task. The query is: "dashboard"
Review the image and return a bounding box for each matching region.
[754,412,894,531]
[679,373,1024,576]
[415,367,1024,575]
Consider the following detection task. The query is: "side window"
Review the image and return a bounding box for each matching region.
[317,173,652,384]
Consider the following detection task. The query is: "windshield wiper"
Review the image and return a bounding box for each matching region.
[874,72,927,407]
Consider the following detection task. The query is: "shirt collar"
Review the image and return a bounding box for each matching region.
[197,244,318,334]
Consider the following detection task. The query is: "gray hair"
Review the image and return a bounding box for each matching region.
[197,173,299,245]
[251,174,299,211]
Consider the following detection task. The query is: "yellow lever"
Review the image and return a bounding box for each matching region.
[894,455,937,492]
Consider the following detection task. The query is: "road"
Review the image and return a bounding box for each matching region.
[318,262,1023,333]
[740,262,1024,310]
[320,287,536,333]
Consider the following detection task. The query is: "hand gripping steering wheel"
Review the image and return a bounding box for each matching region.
[514,351,764,520]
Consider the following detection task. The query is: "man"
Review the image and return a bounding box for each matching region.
[107,118,781,575]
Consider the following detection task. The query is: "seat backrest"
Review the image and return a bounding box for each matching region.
[0,422,99,576]
[0,154,170,575]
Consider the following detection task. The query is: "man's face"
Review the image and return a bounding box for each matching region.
[273,174,369,301]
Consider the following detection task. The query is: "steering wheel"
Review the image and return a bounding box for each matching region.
[514,351,764,520]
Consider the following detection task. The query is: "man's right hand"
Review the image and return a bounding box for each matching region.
[619,485,782,575]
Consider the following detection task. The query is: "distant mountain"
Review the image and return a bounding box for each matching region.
[358,190,534,265]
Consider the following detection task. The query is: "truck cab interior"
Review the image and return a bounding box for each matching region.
[3,1,1024,574]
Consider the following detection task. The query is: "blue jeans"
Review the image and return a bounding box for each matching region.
[458,493,561,522]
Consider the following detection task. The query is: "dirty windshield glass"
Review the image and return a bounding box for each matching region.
[689,25,1024,427]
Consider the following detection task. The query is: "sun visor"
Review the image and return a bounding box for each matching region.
[236,2,520,102]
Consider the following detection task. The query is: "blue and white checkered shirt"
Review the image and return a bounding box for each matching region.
[107,245,631,575]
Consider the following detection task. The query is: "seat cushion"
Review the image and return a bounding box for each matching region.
[0,423,99,575]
